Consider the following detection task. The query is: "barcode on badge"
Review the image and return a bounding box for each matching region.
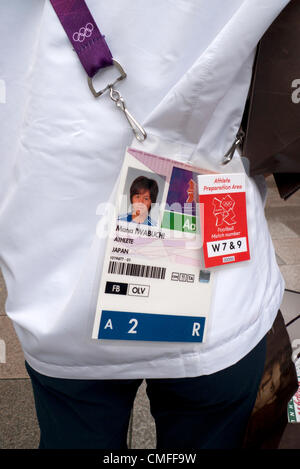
[108,261,166,279]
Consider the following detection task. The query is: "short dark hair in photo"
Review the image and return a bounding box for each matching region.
[130,176,159,204]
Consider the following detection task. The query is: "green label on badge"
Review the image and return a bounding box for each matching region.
[161,211,198,233]
[287,399,297,423]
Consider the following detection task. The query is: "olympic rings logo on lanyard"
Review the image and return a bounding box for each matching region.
[72,23,94,42]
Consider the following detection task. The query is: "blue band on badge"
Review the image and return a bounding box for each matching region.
[98,310,206,342]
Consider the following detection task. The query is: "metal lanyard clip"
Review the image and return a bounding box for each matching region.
[109,87,147,142]
[87,59,147,142]
[222,130,245,165]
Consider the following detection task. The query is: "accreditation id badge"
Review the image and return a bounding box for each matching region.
[92,148,216,343]
[198,173,250,268]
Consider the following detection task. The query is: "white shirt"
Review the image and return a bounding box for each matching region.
[0,0,289,378]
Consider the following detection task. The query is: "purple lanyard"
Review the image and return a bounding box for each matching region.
[50,0,146,141]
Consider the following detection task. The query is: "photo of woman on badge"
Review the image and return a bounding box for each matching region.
[118,175,159,226]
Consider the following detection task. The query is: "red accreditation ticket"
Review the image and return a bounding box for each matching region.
[197,173,250,268]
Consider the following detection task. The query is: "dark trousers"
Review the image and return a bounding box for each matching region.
[25,336,266,449]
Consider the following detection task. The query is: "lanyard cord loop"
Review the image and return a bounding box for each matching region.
[49,0,146,141]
